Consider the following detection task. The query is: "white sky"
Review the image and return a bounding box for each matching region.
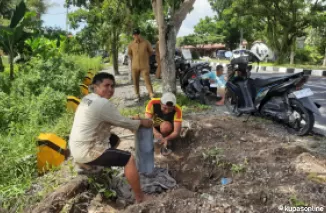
[41,0,216,37]
[178,0,215,37]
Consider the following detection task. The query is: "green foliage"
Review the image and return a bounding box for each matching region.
[0,0,17,19]
[289,195,308,207]
[175,93,211,113]
[202,147,224,163]
[9,0,27,28]
[231,163,246,174]
[0,54,102,210]
[0,0,37,80]
[25,36,61,59]
[295,45,323,65]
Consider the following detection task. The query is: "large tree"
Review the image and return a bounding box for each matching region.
[67,0,196,92]
[207,0,263,50]
[68,0,130,75]
[152,0,196,93]
[223,0,326,64]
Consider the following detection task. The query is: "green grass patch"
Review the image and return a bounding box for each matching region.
[176,93,211,113]
[307,173,326,184]
[120,106,145,117]
[70,55,103,73]
[118,93,211,118]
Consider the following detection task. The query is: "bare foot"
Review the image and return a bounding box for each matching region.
[135,194,152,204]
[216,100,224,106]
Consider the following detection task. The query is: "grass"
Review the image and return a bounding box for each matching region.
[119,93,212,117]
[0,54,103,212]
[2,55,8,66]
[209,58,326,70]
[307,173,326,184]
[70,55,103,73]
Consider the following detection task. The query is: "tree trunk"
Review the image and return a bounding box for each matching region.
[239,28,243,50]
[276,51,287,64]
[0,56,4,72]
[290,50,295,65]
[162,26,177,93]
[112,30,120,75]
[323,47,326,67]
[290,38,296,65]
[9,51,14,80]
[152,0,196,94]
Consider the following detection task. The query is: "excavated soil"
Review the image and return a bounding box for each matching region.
[119,116,326,213]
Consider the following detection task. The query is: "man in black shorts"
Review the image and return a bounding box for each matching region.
[69,72,153,203]
[144,92,183,149]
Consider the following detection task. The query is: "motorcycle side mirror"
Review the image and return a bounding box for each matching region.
[224,51,233,58]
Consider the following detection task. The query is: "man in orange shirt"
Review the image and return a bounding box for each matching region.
[128,29,154,101]
[145,92,182,151]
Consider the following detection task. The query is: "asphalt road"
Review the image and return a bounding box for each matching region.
[251,73,326,135]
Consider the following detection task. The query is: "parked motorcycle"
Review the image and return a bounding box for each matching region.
[150,49,191,76]
[180,61,213,104]
[224,50,320,135]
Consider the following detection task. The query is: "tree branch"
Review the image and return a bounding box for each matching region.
[172,0,196,33]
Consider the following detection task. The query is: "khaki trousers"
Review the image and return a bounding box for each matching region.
[132,68,154,96]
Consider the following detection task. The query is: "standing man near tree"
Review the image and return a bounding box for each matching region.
[155,39,161,79]
[128,29,155,101]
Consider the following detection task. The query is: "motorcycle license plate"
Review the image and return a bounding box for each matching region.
[292,88,314,99]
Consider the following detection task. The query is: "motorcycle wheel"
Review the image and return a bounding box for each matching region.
[199,92,209,105]
[287,99,314,136]
[224,89,242,117]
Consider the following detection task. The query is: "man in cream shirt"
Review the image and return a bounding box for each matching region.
[69,72,153,203]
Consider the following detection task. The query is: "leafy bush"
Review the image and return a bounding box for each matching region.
[0,54,102,210]
[295,45,323,65]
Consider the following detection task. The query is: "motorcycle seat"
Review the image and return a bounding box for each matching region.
[254,73,302,88]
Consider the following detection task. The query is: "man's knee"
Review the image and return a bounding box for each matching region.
[160,121,173,136]
[126,155,135,167]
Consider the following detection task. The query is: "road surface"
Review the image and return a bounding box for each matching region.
[251,73,326,135]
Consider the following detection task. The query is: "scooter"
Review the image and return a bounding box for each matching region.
[224,50,320,135]
[180,62,213,104]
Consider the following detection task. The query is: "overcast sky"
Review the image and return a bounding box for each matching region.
[41,0,216,37]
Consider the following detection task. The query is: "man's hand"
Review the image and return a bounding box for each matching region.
[159,137,168,147]
[140,119,153,128]
[154,132,163,140]
[131,114,141,120]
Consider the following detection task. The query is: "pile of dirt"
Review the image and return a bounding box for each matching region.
[27,115,326,213]
[121,116,326,212]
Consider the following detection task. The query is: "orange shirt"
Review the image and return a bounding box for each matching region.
[145,98,182,126]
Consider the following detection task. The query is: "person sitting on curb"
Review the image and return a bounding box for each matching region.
[69,72,153,203]
[202,65,227,106]
[144,92,183,154]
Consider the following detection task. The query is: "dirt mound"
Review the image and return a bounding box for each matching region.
[123,116,326,212]
[28,115,326,213]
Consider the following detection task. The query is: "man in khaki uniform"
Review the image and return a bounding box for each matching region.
[128,29,154,101]
[155,40,161,79]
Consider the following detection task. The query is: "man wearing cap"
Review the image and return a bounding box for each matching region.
[144,92,183,149]
[128,29,154,101]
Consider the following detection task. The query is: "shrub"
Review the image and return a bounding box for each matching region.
[0,54,102,210]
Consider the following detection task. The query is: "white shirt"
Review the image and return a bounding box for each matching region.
[69,93,140,163]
